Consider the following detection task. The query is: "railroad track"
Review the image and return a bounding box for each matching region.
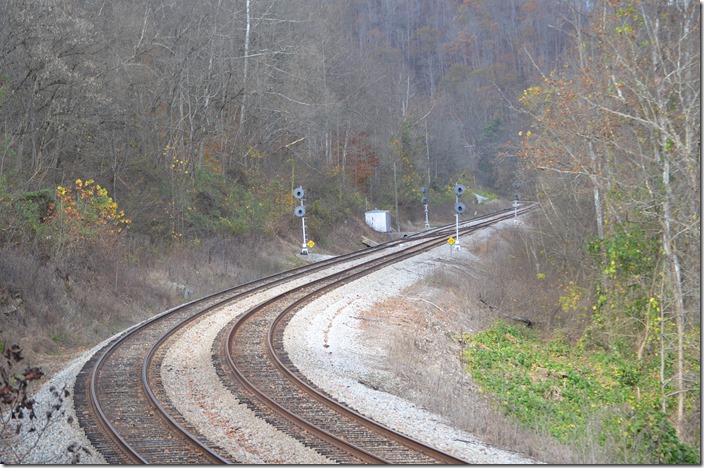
[74,205,534,464]
[216,208,532,464]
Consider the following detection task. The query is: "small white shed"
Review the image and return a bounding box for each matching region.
[365,210,391,233]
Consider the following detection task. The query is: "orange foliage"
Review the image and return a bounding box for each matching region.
[345,132,380,193]
[46,179,130,246]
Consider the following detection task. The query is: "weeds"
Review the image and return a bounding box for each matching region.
[0,335,90,463]
[461,322,699,464]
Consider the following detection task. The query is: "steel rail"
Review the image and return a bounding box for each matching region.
[78,205,535,463]
[77,227,415,463]
[266,214,525,463]
[80,232,419,462]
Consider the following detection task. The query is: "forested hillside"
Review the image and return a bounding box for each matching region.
[0,0,699,463]
[0,0,572,341]
[0,0,571,223]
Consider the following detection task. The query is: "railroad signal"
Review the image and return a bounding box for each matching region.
[452,183,466,251]
[293,186,309,254]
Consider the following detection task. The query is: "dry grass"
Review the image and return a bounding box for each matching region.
[0,235,295,375]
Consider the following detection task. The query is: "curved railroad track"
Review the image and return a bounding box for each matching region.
[74,205,534,464]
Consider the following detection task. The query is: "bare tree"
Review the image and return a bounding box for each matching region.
[517,0,700,440]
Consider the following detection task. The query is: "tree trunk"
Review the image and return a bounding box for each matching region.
[661,150,686,436]
[237,0,251,155]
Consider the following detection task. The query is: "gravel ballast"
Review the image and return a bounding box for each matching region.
[284,224,538,464]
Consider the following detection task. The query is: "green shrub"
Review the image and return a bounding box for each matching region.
[462,321,699,464]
